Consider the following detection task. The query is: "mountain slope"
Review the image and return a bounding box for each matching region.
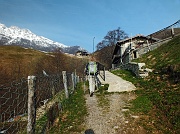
[131,36,180,132]
[0,23,85,54]
[0,45,88,85]
[134,35,180,73]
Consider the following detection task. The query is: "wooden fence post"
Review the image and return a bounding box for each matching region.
[71,73,75,92]
[51,81,55,97]
[27,76,36,134]
[77,76,79,83]
[74,69,77,87]
[104,67,106,81]
[62,71,69,99]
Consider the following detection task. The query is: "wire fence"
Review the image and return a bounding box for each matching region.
[0,78,28,134]
[137,20,180,56]
[0,71,79,134]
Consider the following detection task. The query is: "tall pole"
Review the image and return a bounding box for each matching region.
[93,37,95,53]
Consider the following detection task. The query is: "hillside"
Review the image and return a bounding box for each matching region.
[110,36,180,133]
[131,36,180,133]
[94,45,115,69]
[134,35,180,79]
[0,45,88,85]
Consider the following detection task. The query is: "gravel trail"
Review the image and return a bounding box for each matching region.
[98,71,136,92]
[83,71,145,134]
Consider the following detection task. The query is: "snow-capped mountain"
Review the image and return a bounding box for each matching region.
[0,23,85,54]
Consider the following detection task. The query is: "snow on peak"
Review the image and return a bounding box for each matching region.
[0,23,67,48]
[0,23,6,28]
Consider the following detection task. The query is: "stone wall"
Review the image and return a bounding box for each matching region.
[120,62,151,77]
[137,37,173,56]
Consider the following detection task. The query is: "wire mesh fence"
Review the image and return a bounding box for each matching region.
[0,78,28,134]
[35,74,64,109]
[0,71,79,134]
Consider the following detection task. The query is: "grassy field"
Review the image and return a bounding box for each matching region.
[111,36,180,133]
[0,45,88,85]
[0,46,52,84]
[134,36,180,72]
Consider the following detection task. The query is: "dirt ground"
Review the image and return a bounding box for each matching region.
[82,71,146,134]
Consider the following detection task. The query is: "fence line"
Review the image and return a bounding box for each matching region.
[137,20,180,57]
[0,71,79,134]
[147,20,180,40]
[138,36,174,56]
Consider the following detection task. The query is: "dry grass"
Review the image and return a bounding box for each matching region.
[0,45,88,85]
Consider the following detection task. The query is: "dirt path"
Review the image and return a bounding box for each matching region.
[83,71,145,134]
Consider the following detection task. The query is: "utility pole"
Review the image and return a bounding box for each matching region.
[93,37,95,53]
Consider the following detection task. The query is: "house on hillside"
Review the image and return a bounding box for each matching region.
[112,34,157,69]
[75,50,89,56]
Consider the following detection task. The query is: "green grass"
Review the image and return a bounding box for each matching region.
[97,84,109,94]
[133,36,180,132]
[35,113,48,134]
[130,95,153,114]
[48,82,87,134]
[112,63,179,133]
[133,36,180,71]
[95,84,110,112]
[112,69,153,114]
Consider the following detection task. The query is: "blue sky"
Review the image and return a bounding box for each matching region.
[0,0,180,52]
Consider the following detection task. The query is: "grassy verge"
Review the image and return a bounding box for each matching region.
[130,95,153,114]
[95,84,110,112]
[48,82,87,134]
[111,69,179,133]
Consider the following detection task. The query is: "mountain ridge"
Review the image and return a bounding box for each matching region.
[0,23,86,54]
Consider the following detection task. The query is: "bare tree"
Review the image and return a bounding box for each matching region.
[95,27,128,69]
[96,27,128,50]
[96,41,106,50]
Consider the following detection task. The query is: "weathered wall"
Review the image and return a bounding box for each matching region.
[119,62,150,77]
[137,37,173,56]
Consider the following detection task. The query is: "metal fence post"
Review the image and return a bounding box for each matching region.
[27,76,36,134]
[62,71,69,99]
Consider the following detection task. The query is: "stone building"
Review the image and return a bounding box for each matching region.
[112,34,157,69]
[75,50,89,56]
